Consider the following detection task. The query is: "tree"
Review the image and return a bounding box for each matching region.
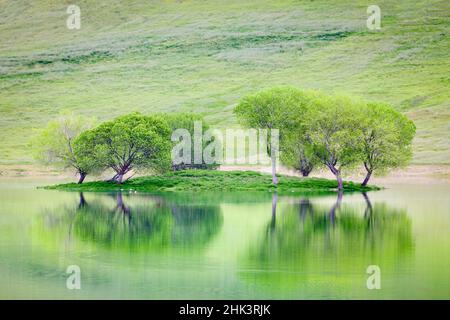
[280,131,319,177]
[164,112,219,170]
[303,94,364,190]
[74,113,172,184]
[32,112,96,183]
[234,87,308,185]
[360,102,415,186]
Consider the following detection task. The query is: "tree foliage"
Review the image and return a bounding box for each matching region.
[359,102,415,185]
[234,86,310,184]
[297,93,365,189]
[74,113,171,183]
[281,90,415,188]
[280,132,319,177]
[34,88,415,188]
[32,111,96,183]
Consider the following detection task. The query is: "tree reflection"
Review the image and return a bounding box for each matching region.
[43,192,223,252]
[243,192,414,289]
[78,192,87,209]
[269,192,278,233]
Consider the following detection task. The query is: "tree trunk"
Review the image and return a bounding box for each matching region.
[300,168,312,177]
[77,172,87,184]
[115,173,124,184]
[112,165,132,184]
[361,170,372,186]
[299,157,313,177]
[327,164,343,190]
[336,172,343,191]
[107,173,119,183]
[271,149,278,185]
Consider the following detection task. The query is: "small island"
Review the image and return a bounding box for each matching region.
[44,170,379,193]
[35,88,413,195]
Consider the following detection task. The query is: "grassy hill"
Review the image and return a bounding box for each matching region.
[0,0,448,165]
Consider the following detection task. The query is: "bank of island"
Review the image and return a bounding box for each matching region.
[44,170,379,193]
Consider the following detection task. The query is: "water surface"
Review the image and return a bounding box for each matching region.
[0,181,448,299]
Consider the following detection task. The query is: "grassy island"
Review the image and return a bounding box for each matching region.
[44,170,379,193]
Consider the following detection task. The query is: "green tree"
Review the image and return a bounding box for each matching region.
[74,113,172,184]
[234,87,308,185]
[32,112,96,183]
[280,130,319,177]
[303,94,364,190]
[360,102,415,186]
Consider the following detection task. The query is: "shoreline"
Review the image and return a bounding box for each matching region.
[42,170,378,193]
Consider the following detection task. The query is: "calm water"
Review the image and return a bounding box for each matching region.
[0,181,449,299]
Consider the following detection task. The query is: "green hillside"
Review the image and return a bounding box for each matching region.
[0,0,448,165]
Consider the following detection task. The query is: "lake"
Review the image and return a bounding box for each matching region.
[0,181,449,299]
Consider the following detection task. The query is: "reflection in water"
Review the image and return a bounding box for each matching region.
[2,184,448,299]
[243,192,414,291]
[43,192,223,251]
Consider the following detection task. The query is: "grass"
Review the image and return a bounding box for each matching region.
[43,170,379,193]
[0,0,448,165]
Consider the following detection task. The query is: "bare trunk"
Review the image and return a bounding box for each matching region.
[337,173,343,191]
[327,164,343,190]
[112,165,132,184]
[107,173,119,183]
[115,173,124,184]
[299,157,313,177]
[300,168,312,177]
[77,172,87,184]
[361,170,372,186]
[271,150,278,185]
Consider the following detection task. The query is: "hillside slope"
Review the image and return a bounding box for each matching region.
[0,0,448,164]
